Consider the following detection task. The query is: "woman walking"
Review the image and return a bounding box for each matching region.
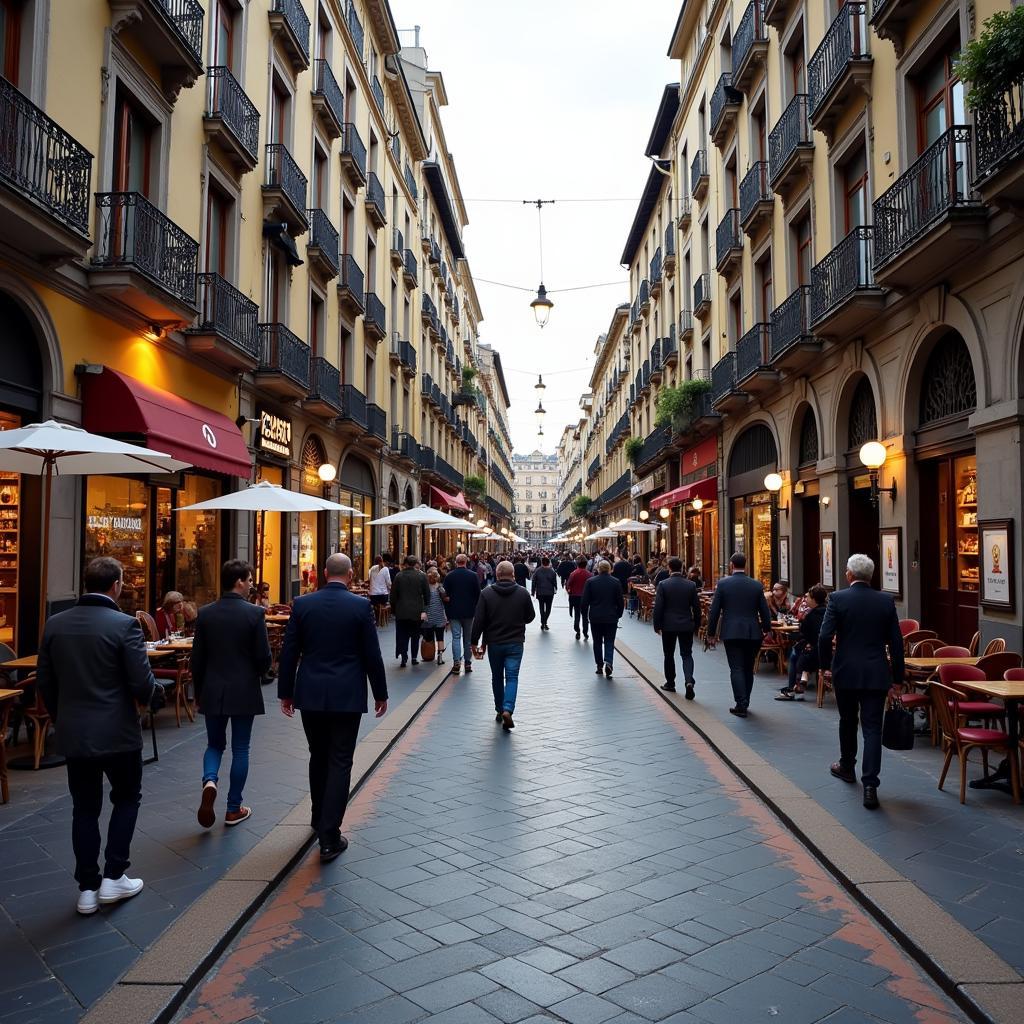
[424,568,449,665]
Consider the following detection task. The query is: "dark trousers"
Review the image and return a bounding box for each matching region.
[66,750,143,892]
[395,618,421,660]
[662,631,695,686]
[536,594,553,626]
[591,622,617,667]
[724,639,761,708]
[300,710,362,843]
[835,688,887,789]
[569,597,587,636]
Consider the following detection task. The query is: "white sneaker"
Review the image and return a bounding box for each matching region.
[76,889,99,915]
[98,875,144,905]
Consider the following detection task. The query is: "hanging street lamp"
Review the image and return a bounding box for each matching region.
[530,284,553,328]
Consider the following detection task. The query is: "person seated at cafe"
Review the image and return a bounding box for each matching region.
[252,582,271,609]
[776,584,828,701]
[768,582,792,617]
[629,558,649,584]
[154,592,185,639]
[687,565,704,590]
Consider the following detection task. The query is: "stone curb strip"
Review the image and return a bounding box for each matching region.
[615,639,1024,1024]
[81,664,453,1024]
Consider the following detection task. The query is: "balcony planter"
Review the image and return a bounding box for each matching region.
[571,495,595,520]
[655,377,711,431]
[464,475,486,504]
[624,436,644,468]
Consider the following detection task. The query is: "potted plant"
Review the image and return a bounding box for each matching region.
[454,366,480,406]
[571,495,595,519]
[655,377,711,432]
[624,436,644,467]
[463,474,486,502]
[955,7,1024,111]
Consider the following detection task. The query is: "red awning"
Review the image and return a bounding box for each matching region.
[650,476,718,511]
[82,368,252,478]
[429,485,471,512]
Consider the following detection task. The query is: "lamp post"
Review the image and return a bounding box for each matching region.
[764,472,789,584]
[859,441,897,508]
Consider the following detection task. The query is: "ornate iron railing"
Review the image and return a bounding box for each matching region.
[341,123,366,178]
[650,338,663,372]
[663,325,678,361]
[417,445,436,472]
[371,74,385,113]
[716,208,742,268]
[206,66,260,162]
[258,322,310,389]
[694,273,710,311]
[975,80,1024,182]
[93,192,198,305]
[690,149,708,197]
[401,249,416,282]
[679,309,694,336]
[153,0,204,62]
[265,143,307,215]
[365,291,386,334]
[769,94,811,186]
[770,285,813,360]
[365,172,386,223]
[808,2,869,117]
[710,73,741,136]
[635,425,672,468]
[340,383,367,426]
[339,254,363,306]
[367,403,387,440]
[345,0,364,57]
[404,162,418,200]
[420,372,433,398]
[312,59,344,130]
[307,208,339,273]
[873,126,978,267]
[308,356,341,410]
[711,351,737,404]
[392,430,417,461]
[0,76,92,235]
[740,161,771,224]
[734,0,767,81]
[665,223,675,259]
[600,469,632,506]
[650,247,663,285]
[638,277,650,309]
[588,456,600,481]
[193,273,259,358]
[271,0,310,64]
[810,226,875,325]
[736,324,771,381]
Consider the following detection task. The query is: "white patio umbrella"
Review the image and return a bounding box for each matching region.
[0,420,192,643]
[585,528,619,541]
[612,518,663,533]
[368,503,471,555]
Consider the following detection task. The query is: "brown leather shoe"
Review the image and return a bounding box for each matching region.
[224,807,252,826]
[830,762,857,784]
[197,782,217,828]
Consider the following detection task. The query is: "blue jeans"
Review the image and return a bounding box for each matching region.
[487,643,524,714]
[591,622,617,668]
[450,618,474,663]
[203,715,255,813]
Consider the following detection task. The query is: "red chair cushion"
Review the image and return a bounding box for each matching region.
[900,694,930,709]
[153,668,180,680]
[950,701,1005,717]
[957,727,1009,743]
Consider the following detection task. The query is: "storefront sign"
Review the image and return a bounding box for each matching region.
[632,469,667,498]
[820,532,836,589]
[258,410,293,459]
[779,536,790,586]
[87,515,143,533]
[979,518,1015,612]
[680,437,717,477]
[880,527,902,598]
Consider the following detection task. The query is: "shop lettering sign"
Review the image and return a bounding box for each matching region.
[87,515,142,533]
[680,437,717,476]
[258,411,292,458]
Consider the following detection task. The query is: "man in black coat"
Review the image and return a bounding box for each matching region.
[819,554,906,810]
[581,560,625,678]
[612,554,633,595]
[279,554,388,861]
[556,554,574,591]
[530,556,558,631]
[707,552,773,717]
[653,557,702,700]
[191,559,272,829]
[389,555,430,667]
[37,557,160,915]
[444,553,481,675]
[513,557,530,588]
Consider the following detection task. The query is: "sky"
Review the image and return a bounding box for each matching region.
[388,0,682,456]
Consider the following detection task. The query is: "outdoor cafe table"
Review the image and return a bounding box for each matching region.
[905,656,981,671]
[265,614,291,624]
[953,677,1024,800]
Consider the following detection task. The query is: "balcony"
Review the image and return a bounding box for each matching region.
[337,254,364,317]
[974,81,1024,207]
[768,94,813,199]
[421,293,436,325]
[734,1,768,91]
[203,67,259,173]
[739,161,773,235]
[108,0,203,100]
[311,59,345,140]
[649,248,663,298]
[186,273,260,371]
[389,228,404,268]
[873,127,986,290]
[810,225,884,337]
[869,0,915,58]
[371,75,385,114]
[306,208,339,280]
[339,384,368,430]
[91,192,198,321]
[402,248,418,287]
[763,0,797,30]
[392,430,417,464]
[390,336,417,377]
[690,150,709,202]
[256,323,310,399]
[340,123,367,188]
[671,381,718,439]
[808,2,872,143]
[262,143,308,235]
[710,73,742,149]
[429,237,441,265]
[0,77,92,261]
[365,172,387,229]
[694,273,712,320]
[649,339,664,382]
[664,224,676,275]
[638,278,651,316]
[268,0,310,72]
[769,286,820,372]
[711,351,746,413]
[304,356,342,419]
[715,209,742,276]
[634,426,673,472]
[364,291,386,342]
[420,372,434,402]
[346,0,364,57]
[404,163,418,202]
[588,456,600,482]
[735,323,776,395]
[367,404,387,443]
[679,310,694,345]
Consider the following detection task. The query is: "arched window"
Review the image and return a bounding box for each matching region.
[798,409,819,467]
[919,332,976,425]
[300,436,328,492]
[729,423,778,478]
[847,379,877,451]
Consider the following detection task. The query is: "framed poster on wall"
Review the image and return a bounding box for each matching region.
[879,527,902,598]
[820,532,836,590]
[779,536,790,587]
[979,519,1015,612]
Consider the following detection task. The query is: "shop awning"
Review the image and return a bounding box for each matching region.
[649,476,717,511]
[429,485,471,512]
[82,368,253,478]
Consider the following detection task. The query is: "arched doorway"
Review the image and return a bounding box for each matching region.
[794,406,820,592]
[386,478,400,559]
[914,331,978,644]
[845,378,880,587]
[299,436,328,594]
[338,453,376,582]
[728,423,778,589]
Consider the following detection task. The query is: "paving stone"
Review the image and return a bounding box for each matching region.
[479,957,580,1007]
[405,969,500,1012]
[602,938,683,973]
[550,990,623,1024]
[555,958,636,995]
[474,988,543,1023]
[605,972,705,1019]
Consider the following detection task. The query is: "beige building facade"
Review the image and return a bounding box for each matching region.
[512,450,558,547]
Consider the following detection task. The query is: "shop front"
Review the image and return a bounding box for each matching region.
[426,484,470,560]
[793,407,821,594]
[338,453,376,583]
[631,466,668,561]
[726,424,778,590]
[298,436,331,595]
[254,407,293,605]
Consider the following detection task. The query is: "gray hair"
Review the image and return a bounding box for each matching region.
[847,553,874,582]
[325,553,353,578]
[455,553,468,565]
[597,559,612,574]
[496,560,515,580]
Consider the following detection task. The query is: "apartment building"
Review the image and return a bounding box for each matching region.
[0,0,510,652]
[512,451,558,547]
[556,422,584,530]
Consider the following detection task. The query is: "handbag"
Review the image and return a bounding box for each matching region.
[420,637,436,662]
[881,696,915,751]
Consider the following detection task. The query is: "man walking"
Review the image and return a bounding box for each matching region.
[192,560,272,828]
[531,556,558,631]
[36,557,161,914]
[581,560,625,677]
[819,554,905,810]
[278,554,388,861]
[513,556,530,588]
[443,553,481,675]
[471,560,535,730]
[612,553,633,596]
[556,552,574,591]
[566,555,592,640]
[707,552,772,718]
[389,554,430,667]
[653,557,702,700]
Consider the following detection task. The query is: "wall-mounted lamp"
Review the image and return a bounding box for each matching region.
[764,472,789,518]
[692,497,704,512]
[859,441,897,508]
[317,463,337,483]
[820,495,831,508]
[659,506,670,520]
[147,323,165,341]
[639,510,650,521]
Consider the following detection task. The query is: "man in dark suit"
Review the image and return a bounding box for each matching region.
[389,554,430,667]
[653,557,702,700]
[444,553,481,675]
[581,560,625,677]
[191,560,272,829]
[612,554,633,595]
[36,557,161,915]
[278,553,388,861]
[707,552,773,717]
[819,553,905,810]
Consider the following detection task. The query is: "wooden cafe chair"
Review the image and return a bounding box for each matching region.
[934,646,971,658]
[968,631,981,656]
[898,619,920,637]
[937,664,1005,734]
[983,638,1007,656]
[976,652,1023,680]
[135,611,160,643]
[902,629,937,656]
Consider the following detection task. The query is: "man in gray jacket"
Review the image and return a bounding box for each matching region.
[37,557,161,915]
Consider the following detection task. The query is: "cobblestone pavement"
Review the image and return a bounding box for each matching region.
[614,608,1024,977]
[0,622,433,1023]
[177,594,967,1024]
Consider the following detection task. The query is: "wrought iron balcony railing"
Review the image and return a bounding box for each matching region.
[206,66,260,162]
[740,161,771,226]
[694,273,710,313]
[736,323,771,381]
[346,0,364,56]
[715,208,742,269]
[975,80,1024,183]
[364,291,386,334]
[340,383,368,427]
[710,73,741,138]
[404,162,418,200]
[770,285,814,360]
[711,351,737,405]
[367,403,387,440]
[588,456,600,481]
[371,74,385,112]
[808,2,869,118]
[403,248,417,282]
[308,355,341,410]
[307,208,339,273]
[690,149,709,198]
[258,322,310,389]
[312,59,345,132]
[810,225,875,326]
[638,277,650,310]
[264,143,307,217]
[769,94,812,187]
[339,254,364,309]
[665,223,676,259]
[366,171,386,223]
[734,0,767,86]
[271,0,310,64]
[649,247,663,285]
[152,0,204,63]
[193,272,259,359]
[341,123,367,179]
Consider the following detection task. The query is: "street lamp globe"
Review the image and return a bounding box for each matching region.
[692,497,704,511]
[659,507,670,519]
[535,374,546,398]
[859,441,887,470]
[764,472,783,493]
[530,285,553,328]
[317,463,337,483]
[639,510,649,521]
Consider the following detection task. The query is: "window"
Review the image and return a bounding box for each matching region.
[366,236,376,291]
[310,292,324,358]
[729,292,742,346]
[270,74,290,145]
[785,28,805,101]
[342,196,354,255]
[312,143,328,208]
[316,6,331,62]
[212,0,238,69]
[915,42,964,153]
[842,147,868,232]
[340,325,352,383]
[1,0,22,84]
[794,213,812,286]
[756,254,773,320]
[205,183,232,276]
[265,249,287,322]
[113,86,155,195]
[365,352,375,401]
